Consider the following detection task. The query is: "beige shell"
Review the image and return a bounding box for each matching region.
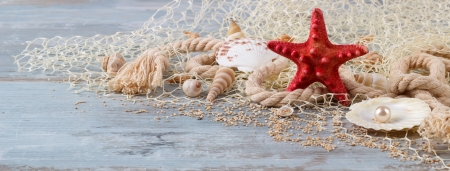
[226,20,245,41]
[182,79,203,97]
[275,34,294,42]
[206,67,235,102]
[216,38,279,72]
[184,31,200,39]
[276,106,294,117]
[346,97,431,131]
[99,52,126,76]
[354,73,387,91]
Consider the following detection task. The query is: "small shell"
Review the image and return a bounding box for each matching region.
[216,38,279,72]
[206,67,235,102]
[276,106,294,117]
[346,97,431,131]
[182,79,203,97]
[184,31,200,39]
[166,74,193,84]
[226,20,245,41]
[99,52,126,76]
[275,34,294,42]
[354,73,387,91]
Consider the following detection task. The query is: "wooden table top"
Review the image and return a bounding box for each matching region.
[0,1,440,170]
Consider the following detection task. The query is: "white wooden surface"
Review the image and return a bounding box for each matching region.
[0,0,437,170]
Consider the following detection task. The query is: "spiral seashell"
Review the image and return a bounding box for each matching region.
[99,52,126,76]
[354,73,387,91]
[182,79,203,97]
[206,67,235,102]
[184,31,200,39]
[226,20,245,41]
[275,34,294,42]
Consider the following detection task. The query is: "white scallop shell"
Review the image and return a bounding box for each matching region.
[346,97,431,131]
[216,38,279,72]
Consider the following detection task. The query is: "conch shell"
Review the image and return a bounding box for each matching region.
[182,79,203,97]
[206,67,235,102]
[184,31,200,39]
[275,34,294,42]
[99,52,126,76]
[226,20,245,41]
[354,73,387,91]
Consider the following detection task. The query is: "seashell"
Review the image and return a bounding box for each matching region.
[206,67,235,102]
[166,74,193,84]
[99,52,127,76]
[216,38,279,72]
[346,97,431,131]
[184,31,200,39]
[356,33,375,45]
[276,106,294,117]
[226,20,245,41]
[354,73,387,91]
[182,79,203,97]
[275,34,294,42]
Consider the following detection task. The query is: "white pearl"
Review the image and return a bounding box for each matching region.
[374,105,391,123]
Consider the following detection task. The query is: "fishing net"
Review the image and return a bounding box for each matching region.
[13,0,450,169]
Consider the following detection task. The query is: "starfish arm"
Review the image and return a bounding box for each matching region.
[308,8,331,44]
[330,44,369,65]
[286,71,316,92]
[320,71,350,106]
[267,40,307,62]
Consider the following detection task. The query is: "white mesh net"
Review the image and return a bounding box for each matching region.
[13,0,450,168]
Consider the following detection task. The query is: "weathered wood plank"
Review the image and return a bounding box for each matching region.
[0,0,439,170]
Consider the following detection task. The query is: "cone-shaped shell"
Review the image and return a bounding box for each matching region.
[354,73,387,91]
[226,20,245,41]
[206,67,235,102]
[182,79,203,97]
[346,97,431,131]
[99,52,126,76]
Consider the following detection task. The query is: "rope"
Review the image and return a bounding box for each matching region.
[109,37,224,94]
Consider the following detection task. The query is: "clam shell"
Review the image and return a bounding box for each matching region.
[346,97,431,131]
[216,38,279,72]
[276,106,294,117]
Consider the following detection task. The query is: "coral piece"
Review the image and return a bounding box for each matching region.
[184,31,200,39]
[353,73,387,91]
[216,38,279,72]
[99,52,126,76]
[266,8,369,106]
[206,67,235,102]
[226,20,245,41]
[182,79,203,97]
[275,34,294,42]
[346,97,431,131]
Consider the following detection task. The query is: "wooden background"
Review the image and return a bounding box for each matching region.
[0,0,438,170]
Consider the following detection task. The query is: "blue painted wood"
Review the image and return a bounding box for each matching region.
[0,0,437,170]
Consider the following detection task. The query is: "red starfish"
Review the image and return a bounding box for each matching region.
[267,8,369,106]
